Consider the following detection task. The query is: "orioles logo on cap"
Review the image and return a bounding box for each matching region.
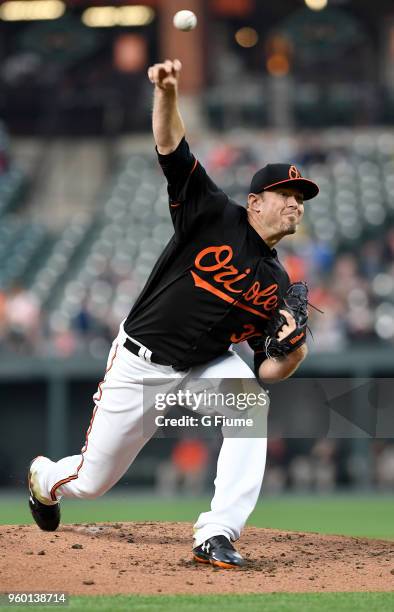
[289,165,301,179]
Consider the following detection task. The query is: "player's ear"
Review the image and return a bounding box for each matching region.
[247,192,263,213]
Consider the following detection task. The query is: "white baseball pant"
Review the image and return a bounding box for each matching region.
[33,321,268,545]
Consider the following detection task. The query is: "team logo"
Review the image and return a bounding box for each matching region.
[289,165,301,179]
[190,245,279,321]
[230,323,262,344]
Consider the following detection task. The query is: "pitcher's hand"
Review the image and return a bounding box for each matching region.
[148,59,182,92]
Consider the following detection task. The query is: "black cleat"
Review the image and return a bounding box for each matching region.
[29,494,60,532]
[193,535,245,568]
[28,458,60,532]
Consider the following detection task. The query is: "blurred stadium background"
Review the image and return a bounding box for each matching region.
[0,0,394,517]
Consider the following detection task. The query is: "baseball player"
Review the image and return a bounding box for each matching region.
[28,59,319,569]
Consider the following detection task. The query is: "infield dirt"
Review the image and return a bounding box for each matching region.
[1,522,393,594]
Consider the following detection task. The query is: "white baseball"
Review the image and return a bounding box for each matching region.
[173,10,197,32]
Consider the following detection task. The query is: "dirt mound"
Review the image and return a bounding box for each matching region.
[1,522,393,594]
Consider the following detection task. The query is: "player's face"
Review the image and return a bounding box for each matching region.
[259,187,304,236]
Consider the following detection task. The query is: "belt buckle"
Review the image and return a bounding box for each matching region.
[136,344,152,363]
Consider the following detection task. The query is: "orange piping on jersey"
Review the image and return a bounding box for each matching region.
[169,159,198,209]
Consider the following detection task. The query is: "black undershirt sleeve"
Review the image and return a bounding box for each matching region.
[247,335,268,379]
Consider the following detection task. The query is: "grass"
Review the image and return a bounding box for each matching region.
[1,593,393,612]
[1,493,393,539]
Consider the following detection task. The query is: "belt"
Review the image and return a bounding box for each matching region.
[123,337,170,366]
[123,337,189,372]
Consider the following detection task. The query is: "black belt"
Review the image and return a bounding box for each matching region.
[123,337,171,366]
[123,337,190,372]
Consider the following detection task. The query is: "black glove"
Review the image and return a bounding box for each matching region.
[263,281,309,359]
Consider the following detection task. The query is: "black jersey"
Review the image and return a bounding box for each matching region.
[124,137,290,374]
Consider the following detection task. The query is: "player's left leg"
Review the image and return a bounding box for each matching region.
[190,350,268,552]
[28,321,184,528]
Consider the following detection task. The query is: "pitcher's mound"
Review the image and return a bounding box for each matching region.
[1,522,393,594]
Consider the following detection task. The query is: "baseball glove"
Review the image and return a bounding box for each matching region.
[263,281,309,359]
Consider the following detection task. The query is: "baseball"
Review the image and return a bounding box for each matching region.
[173,10,197,31]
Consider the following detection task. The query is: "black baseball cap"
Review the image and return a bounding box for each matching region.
[250,163,319,201]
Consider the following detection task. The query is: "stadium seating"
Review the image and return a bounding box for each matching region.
[1,130,393,354]
[0,122,28,218]
[0,167,26,218]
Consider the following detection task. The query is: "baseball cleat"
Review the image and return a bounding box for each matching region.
[193,535,245,568]
[28,457,60,532]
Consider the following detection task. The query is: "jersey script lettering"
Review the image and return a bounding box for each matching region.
[230,324,263,343]
[191,245,279,320]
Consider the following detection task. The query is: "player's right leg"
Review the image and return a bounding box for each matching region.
[28,323,182,528]
[190,350,269,567]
